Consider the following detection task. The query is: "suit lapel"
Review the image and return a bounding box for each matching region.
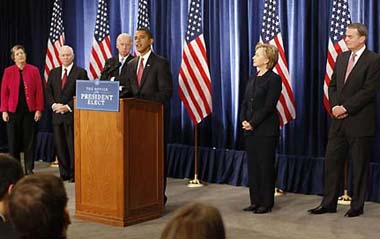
[130,59,139,93]
[343,49,368,86]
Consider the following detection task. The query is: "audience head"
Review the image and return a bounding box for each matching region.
[345,23,367,52]
[59,45,75,67]
[116,33,133,57]
[9,174,70,239]
[253,43,279,70]
[10,45,27,65]
[135,27,154,56]
[161,202,226,239]
[0,154,24,220]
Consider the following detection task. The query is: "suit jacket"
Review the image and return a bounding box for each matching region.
[46,65,88,125]
[99,55,134,81]
[125,52,173,104]
[239,70,282,136]
[0,218,20,239]
[0,64,44,113]
[328,49,380,137]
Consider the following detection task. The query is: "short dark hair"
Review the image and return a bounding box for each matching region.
[9,174,69,239]
[347,23,368,40]
[0,154,23,200]
[136,27,153,39]
[10,45,26,61]
[161,202,226,239]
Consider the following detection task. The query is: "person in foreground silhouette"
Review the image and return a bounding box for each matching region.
[160,202,226,239]
[9,174,71,239]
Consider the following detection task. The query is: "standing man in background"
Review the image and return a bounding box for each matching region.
[125,27,173,204]
[46,45,88,183]
[100,33,134,82]
[308,23,380,217]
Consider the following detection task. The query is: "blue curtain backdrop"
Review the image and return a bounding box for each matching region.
[1,0,380,200]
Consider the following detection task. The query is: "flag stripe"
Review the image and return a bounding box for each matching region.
[44,0,64,81]
[323,0,351,113]
[178,0,212,125]
[88,0,112,80]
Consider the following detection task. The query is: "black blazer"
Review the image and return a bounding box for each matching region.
[0,219,20,239]
[239,70,282,136]
[100,55,134,81]
[328,49,380,137]
[125,52,173,104]
[46,65,88,125]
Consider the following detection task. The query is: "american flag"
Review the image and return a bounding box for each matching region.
[323,0,351,113]
[137,0,150,29]
[44,0,65,81]
[260,0,296,126]
[178,0,212,124]
[88,0,112,80]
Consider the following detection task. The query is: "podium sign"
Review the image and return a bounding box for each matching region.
[76,80,119,111]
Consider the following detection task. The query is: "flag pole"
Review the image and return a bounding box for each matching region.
[338,160,351,205]
[187,124,204,187]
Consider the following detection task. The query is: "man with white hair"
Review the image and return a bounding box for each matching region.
[100,33,134,82]
[46,45,88,183]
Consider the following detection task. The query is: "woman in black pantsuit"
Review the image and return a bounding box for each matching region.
[240,43,282,214]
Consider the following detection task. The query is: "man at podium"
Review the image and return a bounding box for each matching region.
[125,27,173,204]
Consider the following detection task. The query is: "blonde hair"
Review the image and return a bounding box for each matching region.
[255,43,279,69]
[10,45,26,61]
[161,202,226,239]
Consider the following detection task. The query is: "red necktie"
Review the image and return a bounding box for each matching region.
[61,68,68,89]
[344,53,356,83]
[137,57,144,87]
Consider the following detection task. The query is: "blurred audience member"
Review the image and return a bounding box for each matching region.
[161,202,226,239]
[9,174,70,239]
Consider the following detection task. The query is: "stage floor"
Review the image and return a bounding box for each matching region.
[34,161,380,239]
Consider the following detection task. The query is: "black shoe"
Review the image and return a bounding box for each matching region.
[308,206,337,214]
[254,207,272,214]
[243,205,258,212]
[344,208,363,217]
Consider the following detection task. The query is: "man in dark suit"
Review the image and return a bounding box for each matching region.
[100,33,134,83]
[125,28,173,204]
[46,45,88,182]
[0,154,23,239]
[309,23,380,217]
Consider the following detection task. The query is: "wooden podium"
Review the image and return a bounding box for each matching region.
[74,98,164,226]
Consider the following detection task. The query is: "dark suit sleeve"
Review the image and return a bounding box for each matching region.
[343,55,380,115]
[249,74,282,127]
[45,69,56,108]
[239,80,250,123]
[67,68,88,109]
[328,55,340,110]
[147,60,173,103]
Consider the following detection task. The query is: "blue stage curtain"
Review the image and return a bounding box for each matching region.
[1,0,380,200]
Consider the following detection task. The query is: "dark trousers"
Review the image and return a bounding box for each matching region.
[321,136,372,211]
[53,123,74,179]
[7,111,36,173]
[245,135,278,208]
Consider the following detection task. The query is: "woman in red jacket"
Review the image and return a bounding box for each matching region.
[1,45,44,174]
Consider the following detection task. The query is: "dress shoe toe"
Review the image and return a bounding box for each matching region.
[243,205,258,212]
[254,207,271,214]
[308,206,336,214]
[344,209,363,217]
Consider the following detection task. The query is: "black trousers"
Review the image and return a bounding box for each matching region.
[321,136,372,211]
[53,123,74,179]
[245,135,278,208]
[7,111,36,173]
